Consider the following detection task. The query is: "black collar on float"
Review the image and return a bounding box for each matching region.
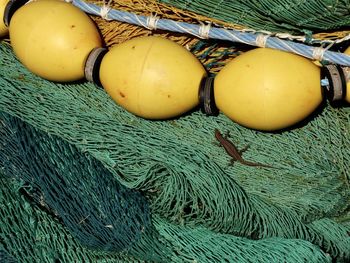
[84,47,108,87]
[199,76,219,116]
[321,64,347,102]
[3,0,30,27]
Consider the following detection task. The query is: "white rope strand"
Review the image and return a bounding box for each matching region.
[255,34,269,48]
[312,42,334,61]
[145,13,160,30]
[198,22,212,39]
[312,47,326,61]
[100,0,112,21]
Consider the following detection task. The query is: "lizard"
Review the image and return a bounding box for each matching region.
[214,129,273,168]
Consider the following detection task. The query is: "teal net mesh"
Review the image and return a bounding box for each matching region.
[0,111,339,263]
[0,175,148,262]
[0,248,17,263]
[0,111,171,262]
[0,39,349,262]
[158,0,350,33]
[0,113,158,253]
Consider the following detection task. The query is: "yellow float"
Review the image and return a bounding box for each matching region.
[0,0,9,37]
[99,36,206,119]
[214,48,322,131]
[8,0,102,82]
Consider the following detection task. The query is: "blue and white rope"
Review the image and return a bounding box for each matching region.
[70,0,350,67]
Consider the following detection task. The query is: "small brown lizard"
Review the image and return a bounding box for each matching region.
[215,129,273,168]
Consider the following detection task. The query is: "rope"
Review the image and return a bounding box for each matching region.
[100,0,112,21]
[145,13,160,30]
[198,22,212,39]
[312,47,326,61]
[255,34,269,48]
[70,0,350,66]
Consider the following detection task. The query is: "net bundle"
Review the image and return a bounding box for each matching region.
[0,0,350,262]
[0,111,344,263]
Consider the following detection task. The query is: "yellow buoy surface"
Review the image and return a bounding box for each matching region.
[343,47,350,104]
[9,0,102,82]
[0,0,9,37]
[215,48,322,131]
[100,36,206,119]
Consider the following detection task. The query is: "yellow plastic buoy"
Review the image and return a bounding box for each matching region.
[215,48,322,131]
[0,0,9,37]
[100,36,207,119]
[343,47,350,104]
[9,0,102,82]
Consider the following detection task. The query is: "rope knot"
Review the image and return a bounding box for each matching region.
[198,22,211,39]
[100,0,112,21]
[312,47,326,61]
[146,13,159,30]
[100,6,111,20]
[255,34,269,48]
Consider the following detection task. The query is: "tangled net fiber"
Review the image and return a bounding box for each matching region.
[0,0,350,262]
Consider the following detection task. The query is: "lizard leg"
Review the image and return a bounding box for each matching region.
[229,158,237,166]
[239,145,250,155]
[212,141,221,147]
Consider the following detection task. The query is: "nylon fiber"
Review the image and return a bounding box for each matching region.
[0,40,349,262]
[0,176,147,262]
[158,0,350,34]
[0,112,335,263]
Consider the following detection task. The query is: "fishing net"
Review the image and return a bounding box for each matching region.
[157,0,350,35]
[0,176,147,263]
[1,0,350,262]
[1,41,350,261]
[0,112,343,263]
[0,249,17,263]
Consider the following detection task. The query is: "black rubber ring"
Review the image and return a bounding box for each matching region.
[84,47,108,87]
[199,76,219,116]
[3,0,29,27]
[322,65,346,102]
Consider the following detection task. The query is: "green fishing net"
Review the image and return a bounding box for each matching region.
[0,112,339,263]
[0,176,147,262]
[158,0,350,34]
[0,37,349,262]
[0,249,17,263]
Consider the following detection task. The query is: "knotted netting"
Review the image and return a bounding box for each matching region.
[1,41,349,261]
[158,0,350,34]
[0,111,341,263]
[0,0,350,262]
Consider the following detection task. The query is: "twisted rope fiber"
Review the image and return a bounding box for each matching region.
[71,0,350,66]
[0,42,349,260]
[0,113,336,263]
[83,0,350,74]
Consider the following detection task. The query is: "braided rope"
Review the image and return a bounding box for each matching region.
[71,0,350,66]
